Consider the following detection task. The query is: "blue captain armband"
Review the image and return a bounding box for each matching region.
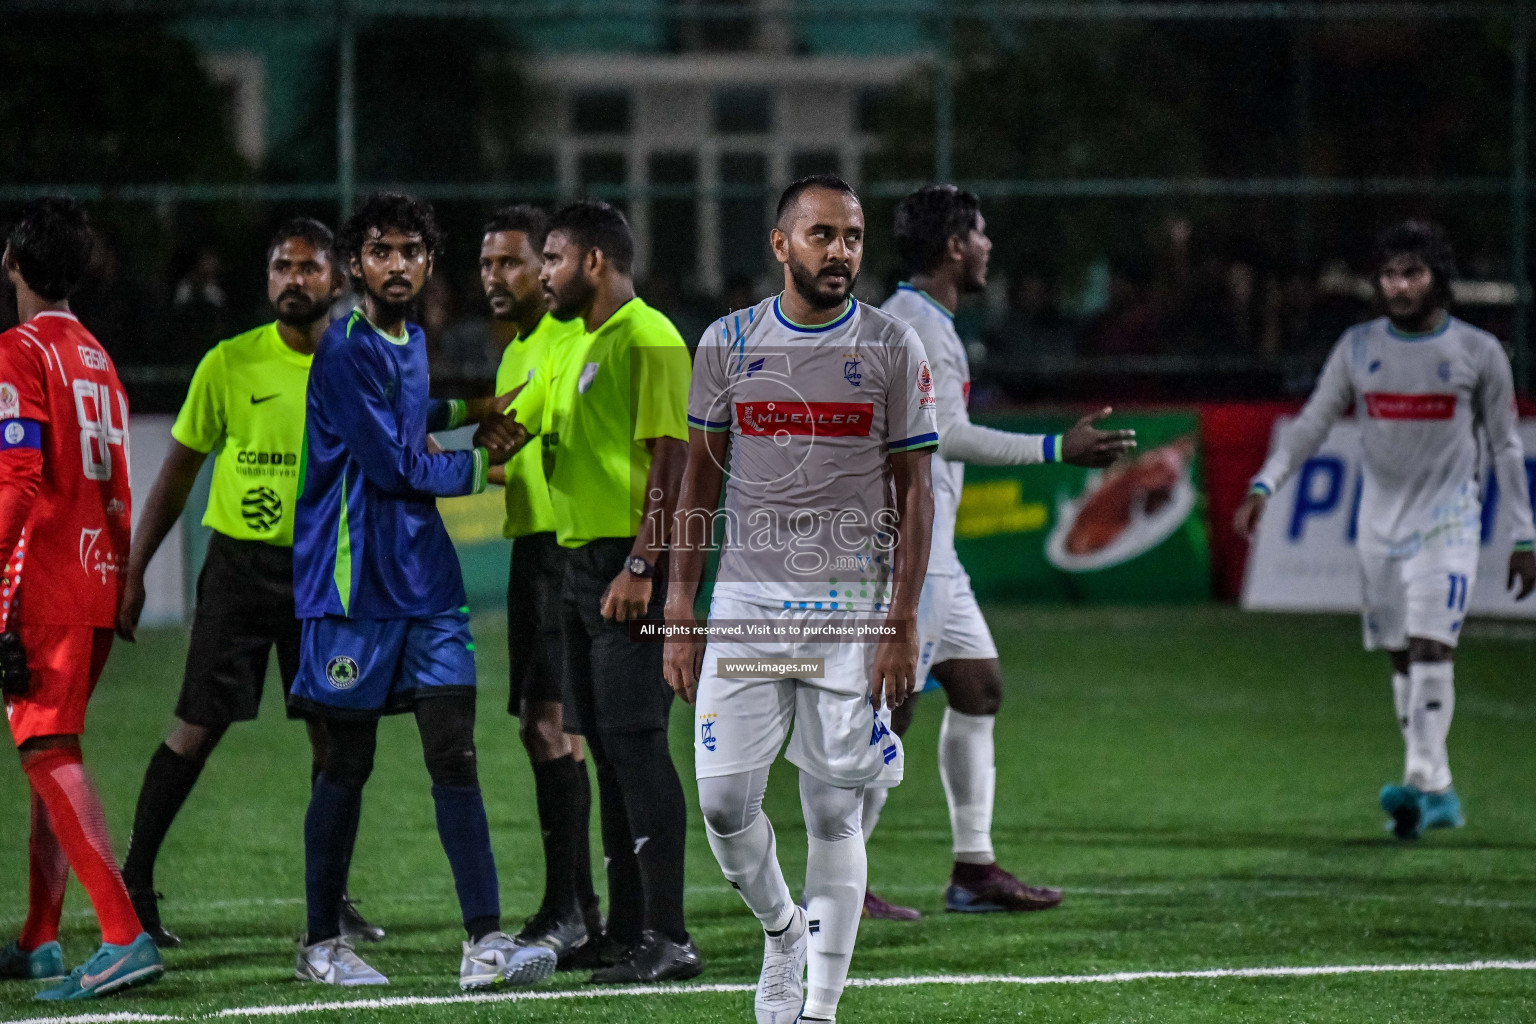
[0,419,41,450]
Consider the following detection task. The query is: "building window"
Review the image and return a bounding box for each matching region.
[578,152,628,209]
[712,88,772,135]
[720,152,769,281]
[791,151,841,179]
[649,152,698,284]
[572,90,631,135]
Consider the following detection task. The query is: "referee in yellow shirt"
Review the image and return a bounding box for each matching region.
[476,206,600,964]
[511,201,697,982]
[114,220,382,948]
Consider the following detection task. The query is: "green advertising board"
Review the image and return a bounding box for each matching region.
[955,410,1210,603]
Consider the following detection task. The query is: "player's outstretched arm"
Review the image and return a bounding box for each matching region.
[871,448,933,711]
[1060,407,1138,467]
[118,441,208,640]
[325,340,491,497]
[662,429,728,704]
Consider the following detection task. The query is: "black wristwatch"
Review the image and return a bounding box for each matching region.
[625,555,655,579]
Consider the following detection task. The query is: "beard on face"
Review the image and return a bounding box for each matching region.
[273,289,330,328]
[787,253,856,311]
[1382,283,1436,324]
[546,266,595,322]
[364,275,416,323]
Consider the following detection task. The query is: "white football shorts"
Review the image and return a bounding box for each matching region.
[693,595,903,789]
[1359,539,1480,651]
[916,570,1000,677]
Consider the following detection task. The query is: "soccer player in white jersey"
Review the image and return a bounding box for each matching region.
[866,185,1136,919]
[664,174,937,1024]
[1236,220,1536,840]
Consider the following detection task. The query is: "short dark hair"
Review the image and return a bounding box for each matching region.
[548,200,634,276]
[6,197,93,302]
[337,192,443,270]
[268,217,333,261]
[893,185,982,276]
[776,173,858,223]
[1372,219,1456,305]
[483,205,550,250]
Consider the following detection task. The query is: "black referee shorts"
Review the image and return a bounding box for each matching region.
[174,531,305,727]
[507,531,567,716]
[559,537,671,737]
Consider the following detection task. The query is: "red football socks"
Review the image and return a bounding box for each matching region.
[22,745,142,947]
[18,791,67,951]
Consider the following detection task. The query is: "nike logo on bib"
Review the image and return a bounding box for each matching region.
[250,393,281,405]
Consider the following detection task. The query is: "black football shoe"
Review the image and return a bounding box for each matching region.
[515,907,591,969]
[588,929,703,984]
[128,889,181,949]
[339,894,386,943]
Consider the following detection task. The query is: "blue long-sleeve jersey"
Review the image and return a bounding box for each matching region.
[293,309,489,619]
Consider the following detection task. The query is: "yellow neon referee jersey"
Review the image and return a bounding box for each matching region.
[512,298,689,549]
[171,322,311,546]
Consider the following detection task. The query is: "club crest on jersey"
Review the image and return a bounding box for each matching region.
[1437,360,1452,382]
[916,360,933,394]
[843,359,862,387]
[578,362,600,394]
[699,713,718,752]
[326,656,361,690]
[0,383,17,419]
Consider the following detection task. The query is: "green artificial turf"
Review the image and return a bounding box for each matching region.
[2,605,1535,1022]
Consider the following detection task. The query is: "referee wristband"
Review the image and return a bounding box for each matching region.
[1042,434,1064,463]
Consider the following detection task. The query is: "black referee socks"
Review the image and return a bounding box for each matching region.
[532,755,591,918]
[123,743,207,893]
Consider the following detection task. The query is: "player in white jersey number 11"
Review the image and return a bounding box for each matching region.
[1235,220,1536,840]
[864,186,1136,921]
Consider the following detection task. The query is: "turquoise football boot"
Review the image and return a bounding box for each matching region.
[1421,787,1465,831]
[0,940,64,980]
[1379,783,1424,840]
[36,932,162,1001]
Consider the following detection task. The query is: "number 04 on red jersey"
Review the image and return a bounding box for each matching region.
[0,311,132,630]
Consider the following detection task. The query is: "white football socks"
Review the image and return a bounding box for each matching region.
[939,707,997,865]
[803,833,864,1020]
[860,785,889,842]
[1404,661,1455,793]
[704,809,795,934]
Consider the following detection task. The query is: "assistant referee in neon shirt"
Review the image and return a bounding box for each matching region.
[477,205,601,962]
[511,201,697,983]
[114,220,382,948]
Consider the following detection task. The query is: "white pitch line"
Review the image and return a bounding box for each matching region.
[8,959,1536,1023]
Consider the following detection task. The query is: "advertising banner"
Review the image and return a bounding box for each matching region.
[955,411,1210,603]
[1241,419,1536,617]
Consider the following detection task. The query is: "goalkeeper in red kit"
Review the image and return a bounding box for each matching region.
[0,198,164,1000]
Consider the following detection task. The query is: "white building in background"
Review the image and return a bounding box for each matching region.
[526,55,919,294]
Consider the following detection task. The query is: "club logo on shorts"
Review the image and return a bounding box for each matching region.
[699,713,718,752]
[326,656,360,690]
[241,486,283,532]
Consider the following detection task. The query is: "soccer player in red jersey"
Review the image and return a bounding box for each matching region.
[0,198,164,1000]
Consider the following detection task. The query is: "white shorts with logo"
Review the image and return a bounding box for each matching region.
[1359,540,1479,651]
[693,595,903,789]
[916,571,999,676]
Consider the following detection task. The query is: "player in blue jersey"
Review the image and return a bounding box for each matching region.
[287,192,555,989]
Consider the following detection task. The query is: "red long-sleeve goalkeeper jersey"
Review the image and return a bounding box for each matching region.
[0,311,132,630]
